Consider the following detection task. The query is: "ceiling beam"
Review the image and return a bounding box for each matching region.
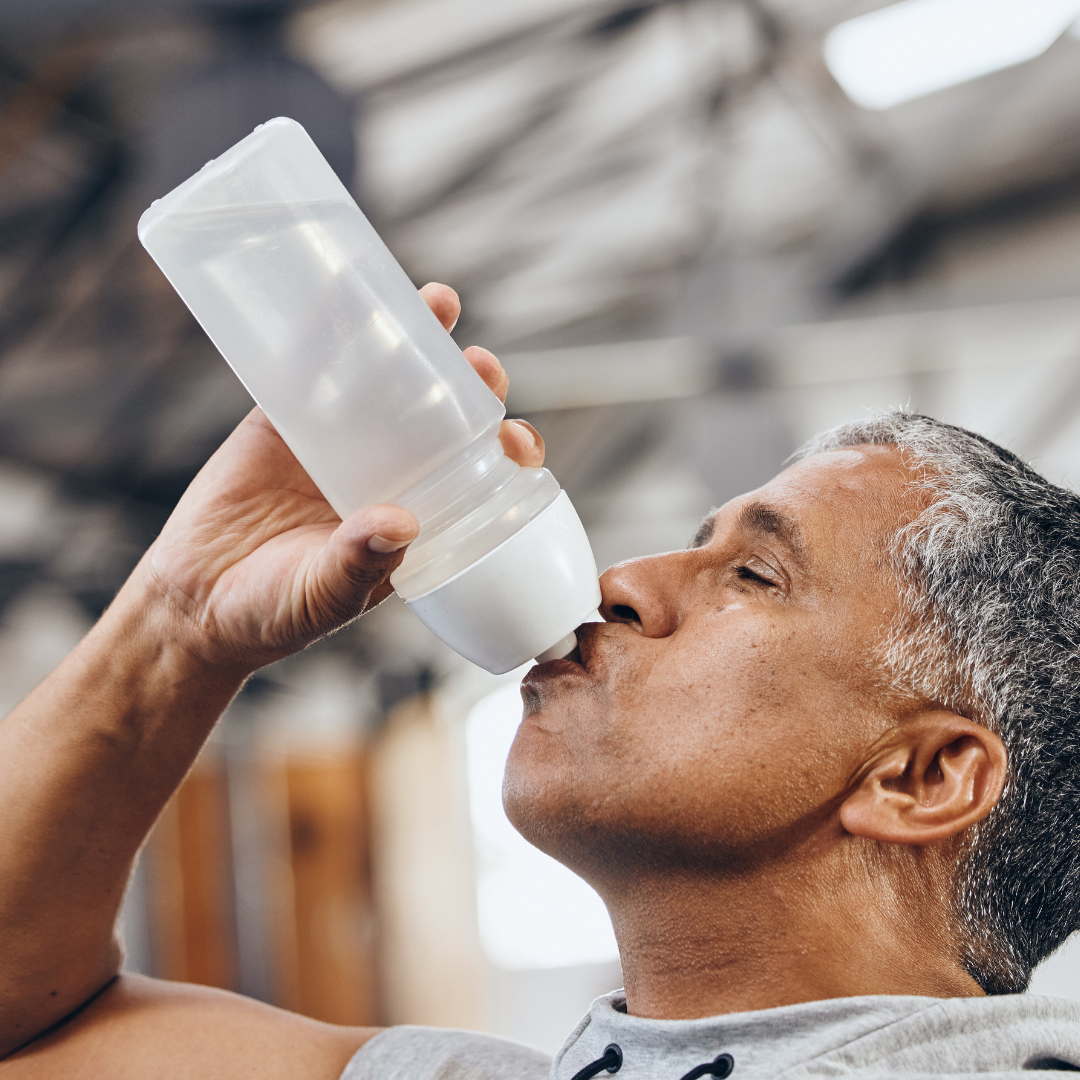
[291,0,632,90]
[502,294,1080,411]
[835,165,1080,296]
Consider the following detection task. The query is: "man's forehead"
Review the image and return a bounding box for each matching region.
[694,444,911,558]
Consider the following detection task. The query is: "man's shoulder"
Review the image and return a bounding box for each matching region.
[340,1024,552,1080]
[794,994,1080,1077]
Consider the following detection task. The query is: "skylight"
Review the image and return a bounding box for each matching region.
[824,0,1080,111]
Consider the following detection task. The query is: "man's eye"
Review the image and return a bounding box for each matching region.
[735,565,775,587]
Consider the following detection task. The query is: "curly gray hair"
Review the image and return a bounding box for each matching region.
[799,412,1080,994]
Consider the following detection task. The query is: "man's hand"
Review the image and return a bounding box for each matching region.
[142,282,545,673]
[0,282,542,1064]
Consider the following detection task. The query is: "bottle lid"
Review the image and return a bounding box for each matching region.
[405,490,601,674]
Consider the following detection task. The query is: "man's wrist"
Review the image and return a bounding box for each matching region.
[114,552,260,681]
[81,564,252,738]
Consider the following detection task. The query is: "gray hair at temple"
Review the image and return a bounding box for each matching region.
[799,412,1080,995]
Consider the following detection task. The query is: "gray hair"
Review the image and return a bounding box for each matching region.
[799,411,1080,994]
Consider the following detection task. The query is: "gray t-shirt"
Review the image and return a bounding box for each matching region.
[341,991,1080,1080]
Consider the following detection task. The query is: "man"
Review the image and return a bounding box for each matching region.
[2,284,1080,1080]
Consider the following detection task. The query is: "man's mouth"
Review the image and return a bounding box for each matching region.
[520,624,607,709]
[525,624,598,681]
[530,652,587,677]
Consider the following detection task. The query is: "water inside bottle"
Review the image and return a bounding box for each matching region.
[145,200,502,516]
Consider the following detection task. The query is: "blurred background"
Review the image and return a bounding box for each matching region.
[3,0,1080,1052]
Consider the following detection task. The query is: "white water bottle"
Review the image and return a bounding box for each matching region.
[138,117,599,674]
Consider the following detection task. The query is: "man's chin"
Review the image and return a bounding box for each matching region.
[502,770,596,871]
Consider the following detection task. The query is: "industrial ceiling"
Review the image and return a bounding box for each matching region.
[1,0,1080,686]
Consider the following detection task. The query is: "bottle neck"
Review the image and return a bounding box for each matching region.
[395,427,515,542]
[391,432,561,601]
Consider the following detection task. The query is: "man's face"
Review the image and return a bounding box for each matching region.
[505,444,919,882]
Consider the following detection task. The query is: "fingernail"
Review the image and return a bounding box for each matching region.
[511,419,541,443]
[368,535,410,553]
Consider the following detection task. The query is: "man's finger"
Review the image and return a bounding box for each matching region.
[499,419,545,468]
[419,282,461,332]
[313,504,420,624]
[464,346,509,403]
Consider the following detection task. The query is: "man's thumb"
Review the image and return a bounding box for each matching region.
[314,504,419,623]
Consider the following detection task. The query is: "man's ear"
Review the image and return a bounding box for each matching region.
[840,713,1008,845]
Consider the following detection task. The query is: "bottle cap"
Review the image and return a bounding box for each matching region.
[405,491,601,674]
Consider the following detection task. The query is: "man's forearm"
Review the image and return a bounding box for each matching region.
[0,561,249,1056]
[0,290,522,1062]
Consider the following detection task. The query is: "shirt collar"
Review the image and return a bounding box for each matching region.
[551,991,941,1080]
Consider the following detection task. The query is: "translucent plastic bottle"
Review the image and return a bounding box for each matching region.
[138,117,599,674]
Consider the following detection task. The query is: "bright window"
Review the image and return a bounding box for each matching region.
[466,678,620,970]
[824,0,1080,110]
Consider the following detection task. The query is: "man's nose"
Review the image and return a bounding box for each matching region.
[598,551,688,638]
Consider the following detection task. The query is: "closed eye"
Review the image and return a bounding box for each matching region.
[735,565,776,587]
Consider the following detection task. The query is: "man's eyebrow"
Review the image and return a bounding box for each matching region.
[737,502,806,563]
[690,502,807,563]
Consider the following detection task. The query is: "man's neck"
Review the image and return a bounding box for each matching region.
[599,846,984,1020]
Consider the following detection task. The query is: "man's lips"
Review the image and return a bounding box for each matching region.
[525,653,588,680]
[523,624,603,686]
[574,620,604,672]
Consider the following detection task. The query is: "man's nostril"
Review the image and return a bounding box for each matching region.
[611,604,640,624]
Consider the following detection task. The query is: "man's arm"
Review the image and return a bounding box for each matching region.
[3,976,378,1080]
[0,284,541,1073]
